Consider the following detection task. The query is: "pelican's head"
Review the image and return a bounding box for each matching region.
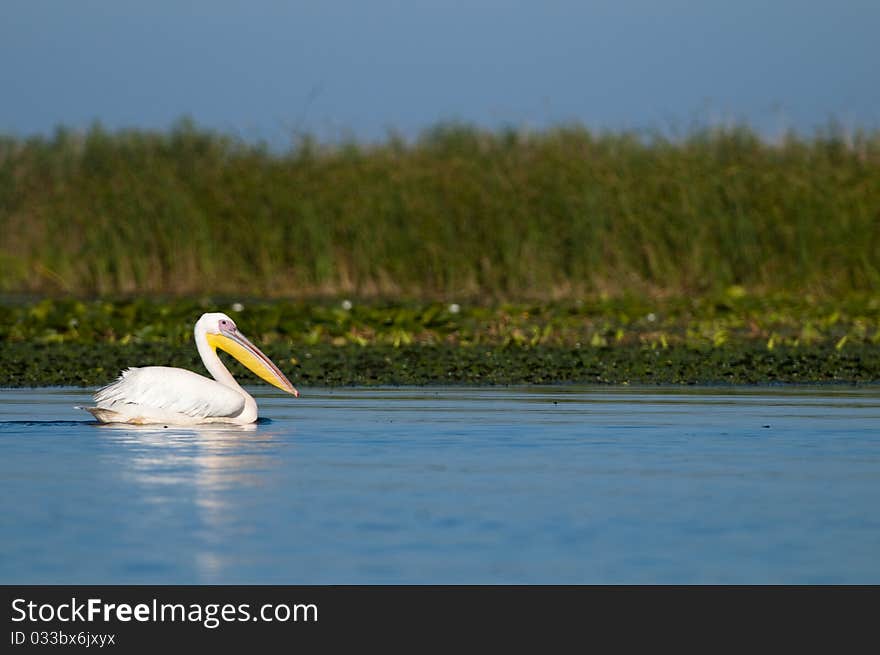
[195,312,299,397]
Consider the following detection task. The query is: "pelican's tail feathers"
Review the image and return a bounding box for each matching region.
[79,406,128,423]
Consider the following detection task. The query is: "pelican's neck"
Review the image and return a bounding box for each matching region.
[195,324,253,401]
[195,321,257,423]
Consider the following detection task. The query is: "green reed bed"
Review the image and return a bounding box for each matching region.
[2,295,879,386]
[2,121,879,298]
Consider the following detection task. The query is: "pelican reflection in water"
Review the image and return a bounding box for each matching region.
[100,421,278,581]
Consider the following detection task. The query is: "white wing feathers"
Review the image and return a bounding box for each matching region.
[94,366,246,420]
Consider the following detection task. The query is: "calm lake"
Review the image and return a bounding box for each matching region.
[1,386,878,584]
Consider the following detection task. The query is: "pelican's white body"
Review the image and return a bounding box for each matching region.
[83,313,294,425]
[90,366,257,425]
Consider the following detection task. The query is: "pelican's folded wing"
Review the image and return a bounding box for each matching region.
[94,366,246,419]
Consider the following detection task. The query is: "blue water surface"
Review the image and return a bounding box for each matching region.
[1,386,878,583]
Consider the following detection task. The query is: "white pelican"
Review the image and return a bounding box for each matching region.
[82,312,299,425]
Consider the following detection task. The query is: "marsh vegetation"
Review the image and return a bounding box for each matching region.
[2,295,878,386]
[2,121,878,298]
[2,122,878,385]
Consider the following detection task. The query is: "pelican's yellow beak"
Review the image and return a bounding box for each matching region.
[206,329,299,397]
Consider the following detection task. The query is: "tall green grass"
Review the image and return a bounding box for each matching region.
[1,120,878,298]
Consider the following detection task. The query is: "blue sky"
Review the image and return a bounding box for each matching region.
[1,1,878,143]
